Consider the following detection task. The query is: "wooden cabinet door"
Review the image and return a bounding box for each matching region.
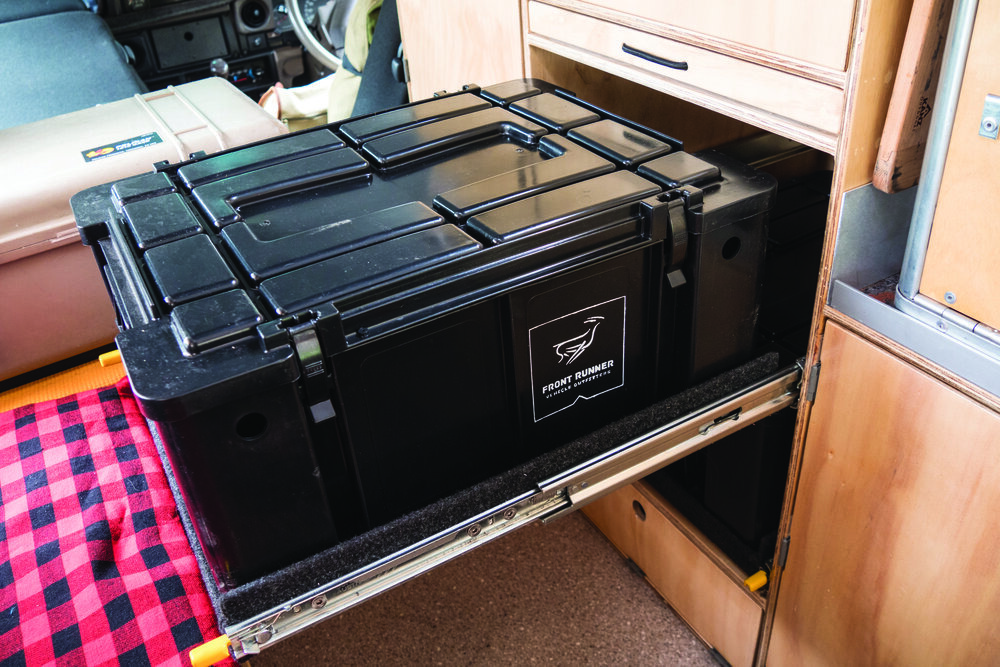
[397,0,524,101]
[767,322,1000,665]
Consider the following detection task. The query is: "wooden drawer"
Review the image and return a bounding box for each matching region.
[566,0,856,72]
[526,1,845,152]
[583,481,764,667]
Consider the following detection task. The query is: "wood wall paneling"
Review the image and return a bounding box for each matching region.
[397,0,525,101]
[840,0,917,191]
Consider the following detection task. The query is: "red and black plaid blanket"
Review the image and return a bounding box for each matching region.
[1,380,226,666]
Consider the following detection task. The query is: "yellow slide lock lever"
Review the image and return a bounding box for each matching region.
[743,569,768,592]
[189,635,232,667]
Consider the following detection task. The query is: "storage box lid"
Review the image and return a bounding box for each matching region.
[72,81,692,419]
[639,150,778,233]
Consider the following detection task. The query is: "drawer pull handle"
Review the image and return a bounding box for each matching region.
[622,43,688,71]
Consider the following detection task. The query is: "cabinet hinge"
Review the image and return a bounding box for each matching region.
[777,535,791,568]
[804,362,821,403]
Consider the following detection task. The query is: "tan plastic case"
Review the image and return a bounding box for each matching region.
[0,78,287,381]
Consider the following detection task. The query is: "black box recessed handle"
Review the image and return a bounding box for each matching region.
[622,43,688,71]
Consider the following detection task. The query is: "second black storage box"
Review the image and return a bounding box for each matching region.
[73,80,776,590]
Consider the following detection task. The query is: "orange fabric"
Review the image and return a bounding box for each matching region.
[0,358,127,413]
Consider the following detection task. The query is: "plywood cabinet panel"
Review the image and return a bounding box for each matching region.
[767,322,1000,666]
[397,0,524,101]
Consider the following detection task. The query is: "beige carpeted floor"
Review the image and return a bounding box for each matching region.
[249,510,720,666]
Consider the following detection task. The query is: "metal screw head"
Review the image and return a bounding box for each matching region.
[311,596,327,609]
[980,95,1000,139]
[945,291,957,304]
[503,508,517,520]
[467,524,481,537]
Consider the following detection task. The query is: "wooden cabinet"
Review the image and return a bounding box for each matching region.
[585,482,764,667]
[763,3,1000,662]
[397,0,866,152]
[767,322,1000,665]
[523,0,859,152]
[395,1,1000,665]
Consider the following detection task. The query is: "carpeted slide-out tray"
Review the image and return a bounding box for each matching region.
[179,351,797,660]
[0,351,797,664]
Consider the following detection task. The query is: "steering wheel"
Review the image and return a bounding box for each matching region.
[287,0,343,71]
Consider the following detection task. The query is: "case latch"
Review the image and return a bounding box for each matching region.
[640,194,688,270]
[289,323,336,423]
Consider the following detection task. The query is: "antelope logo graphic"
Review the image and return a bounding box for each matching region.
[553,316,604,365]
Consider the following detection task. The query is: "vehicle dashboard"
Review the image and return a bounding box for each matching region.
[100,0,314,100]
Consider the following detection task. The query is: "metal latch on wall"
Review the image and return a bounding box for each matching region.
[979,94,1000,139]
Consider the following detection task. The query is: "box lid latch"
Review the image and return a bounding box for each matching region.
[289,323,336,423]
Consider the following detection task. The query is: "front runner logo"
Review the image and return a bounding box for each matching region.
[553,316,604,365]
[529,297,626,422]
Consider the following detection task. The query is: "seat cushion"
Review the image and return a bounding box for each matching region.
[0,11,144,130]
[0,0,87,24]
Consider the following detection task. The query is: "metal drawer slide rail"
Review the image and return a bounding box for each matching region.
[227,365,802,658]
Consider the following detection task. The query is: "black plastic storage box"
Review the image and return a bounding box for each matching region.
[72,79,776,590]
